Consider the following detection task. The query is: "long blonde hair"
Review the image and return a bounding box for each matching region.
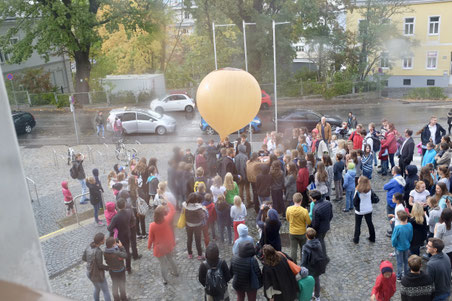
[411,202,424,225]
[213,175,222,188]
[233,195,242,208]
[224,173,234,191]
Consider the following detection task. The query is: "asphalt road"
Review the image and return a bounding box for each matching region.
[17,98,452,147]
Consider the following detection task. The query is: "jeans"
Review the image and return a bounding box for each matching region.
[334,180,343,200]
[433,293,451,301]
[186,226,203,256]
[354,213,375,243]
[109,270,127,301]
[258,195,270,205]
[313,275,320,298]
[218,219,232,244]
[289,233,306,264]
[345,190,354,210]
[136,214,146,236]
[387,205,395,233]
[157,252,178,282]
[88,274,111,301]
[381,160,389,175]
[389,153,395,170]
[363,169,372,180]
[373,152,378,166]
[236,290,257,301]
[396,249,409,278]
[92,202,101,223]
[96,124,104,137]
[79,179,88,202]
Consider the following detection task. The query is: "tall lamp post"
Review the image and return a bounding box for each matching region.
[243,20,256,143]
[212,22,235,70]
[272,20,290,133]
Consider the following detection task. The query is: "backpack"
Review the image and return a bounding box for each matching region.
[371,135,381,152]
[308,246,328,276]
[194,180,205,192]
[70,165,78,179]
[204,260,227,297]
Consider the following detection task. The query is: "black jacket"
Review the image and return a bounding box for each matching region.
[104,246,127,272]
[72,160,85,180]
[256,174,272,197]
[235,140,251,157]
[230,241,262,291]
[86,181,102,205]
[262,255,299,300]
[401,271,434,301]
[107,209,132,243]
[399,137,415,165]
[427,252,452,296]
[409,217,428,247]
[311,198,333,234]
[404,165,419,204]
[259,219,281,251]
[218,157,238,181]
[421,123,446,145]
[301,238,327,277]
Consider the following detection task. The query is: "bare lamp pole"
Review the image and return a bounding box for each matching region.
[272,20,290,133]
[243,20,256,144]
[212,22,235,70]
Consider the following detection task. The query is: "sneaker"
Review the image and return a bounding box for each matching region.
[342,209,349,212]
[163,280,168,285]
[188,254,193,259]
[315,297,320,301]
[80,201,88,205]
[133,254,142,260]
[389,252,395,257]
[397,276,402,282]
[386,233,393,238]
[97,221,104,226]
[197,255,205,260]
[367,237,375,243]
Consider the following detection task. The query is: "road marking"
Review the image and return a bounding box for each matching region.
[39,228,65,240]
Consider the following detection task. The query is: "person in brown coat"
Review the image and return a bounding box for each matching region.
[316,117,332,143]
[246,152,265,213]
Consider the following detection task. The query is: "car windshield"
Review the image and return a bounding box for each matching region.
[147,110,162,119]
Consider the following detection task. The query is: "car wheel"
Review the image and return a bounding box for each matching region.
[185,105,194,113]
[156,126,167,135]
[261,103,269,110]
[25,124,32,133]
[206,126,215,135]
[155,107,164,114]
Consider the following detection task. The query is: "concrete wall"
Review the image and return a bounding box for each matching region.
[387,75,450,87]
[0,68,50,291]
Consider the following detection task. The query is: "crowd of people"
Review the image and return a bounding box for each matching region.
[72,112,452,301]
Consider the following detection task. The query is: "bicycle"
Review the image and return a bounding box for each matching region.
[67,147,76,165]
[115,138,138,165]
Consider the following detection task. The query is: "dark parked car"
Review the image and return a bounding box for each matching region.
[13,111,36,134]
[276,109,342,134]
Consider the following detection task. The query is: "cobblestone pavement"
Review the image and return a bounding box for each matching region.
[21,143,425,300]
[48,171,408,301]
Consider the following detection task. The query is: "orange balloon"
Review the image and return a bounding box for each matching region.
[196,68,261,141]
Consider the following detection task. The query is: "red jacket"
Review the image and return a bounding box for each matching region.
[371,261,396,301]
[196,154,207,173]
[348,131,363,150]
[205,202,217,223]
[61,181,73,203]
[147,202,176,257]
[381,131,397,154]
[296,167,309,193]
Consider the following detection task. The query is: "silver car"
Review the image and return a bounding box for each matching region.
[106,108,176,135]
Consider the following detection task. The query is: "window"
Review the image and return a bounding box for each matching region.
[380,52,389,68]
[137,114,150,121]
[184,11,190,19]
[295,45,304,52]
[181,28,188,34]
[121,113,136,122]
[403,57,413,69]
[404,18,414,35]
[403,79,411,86]
[426,51,438,69]
[427,79,435,86]
[382,80,388,87]
[428,16,440,35]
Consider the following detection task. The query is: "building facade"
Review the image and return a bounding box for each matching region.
[0,18,74,93]
[347,0,452,88]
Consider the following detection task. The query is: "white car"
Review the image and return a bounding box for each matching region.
[150,94,195,113]
[106,108,176,135]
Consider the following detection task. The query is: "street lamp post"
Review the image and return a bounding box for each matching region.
[272,20,290,133]
[243,20,256,144]
[212,22,235,70]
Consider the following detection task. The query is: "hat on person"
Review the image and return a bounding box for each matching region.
[118,166,124,172]
[299,267,309,279]
[347,162,355,170]
[381,266,393,274]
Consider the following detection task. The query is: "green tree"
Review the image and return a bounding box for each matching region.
[0,0,160,103]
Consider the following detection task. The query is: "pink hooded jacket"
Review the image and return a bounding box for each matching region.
[105,202,118,238]
[61,181,73,204]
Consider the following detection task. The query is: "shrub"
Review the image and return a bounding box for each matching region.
[30,93,54,106]
[406,87,446,100]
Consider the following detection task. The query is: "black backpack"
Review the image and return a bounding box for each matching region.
[308,244,329,276]
[70,165,78,179]
[371,135,381,152]
[204,260,227,297]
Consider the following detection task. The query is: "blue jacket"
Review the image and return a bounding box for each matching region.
[343,169,356,192]
[383,175,406,208]
[333,161,345,181]
[422,149,437,167]
[391,223,413,251]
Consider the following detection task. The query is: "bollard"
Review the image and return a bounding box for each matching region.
[72,192,90,226]
[87,146,94,164]
[25,177,40,205]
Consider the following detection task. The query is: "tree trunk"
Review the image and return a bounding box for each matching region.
[74,50,91,106]
[160,24,167,71]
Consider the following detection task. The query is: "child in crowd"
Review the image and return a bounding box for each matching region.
[343,162,356,212]
[202,193,216,246]
[426,196,441,238]
[306,153,316,184]
[330,135,338,154]
[210,175,226,203]
[379,145,389,176]
[422,142,437,167]
[182,148,195,165]
[107,171,117,189]
[194,167,209,193]
[388,192,405,228]
[408,180,430,208]
[391,211,413,280]
[301,227,326,301]
[361,144,373,179]
[298,267,315,301]
[105,202,118,238]
[333,153,345,201]
[232,223,254,255]
[298,135,309,154]
[104,237,128,301]
[61,181,75,216]
[258,144,270,158]
[230,195,247,242]
[215,195,232,244]
[403,165,419,211]
[350,150,362,186]
[409,202,428,256]
[370,260,396,301]
[147,166,159,206]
